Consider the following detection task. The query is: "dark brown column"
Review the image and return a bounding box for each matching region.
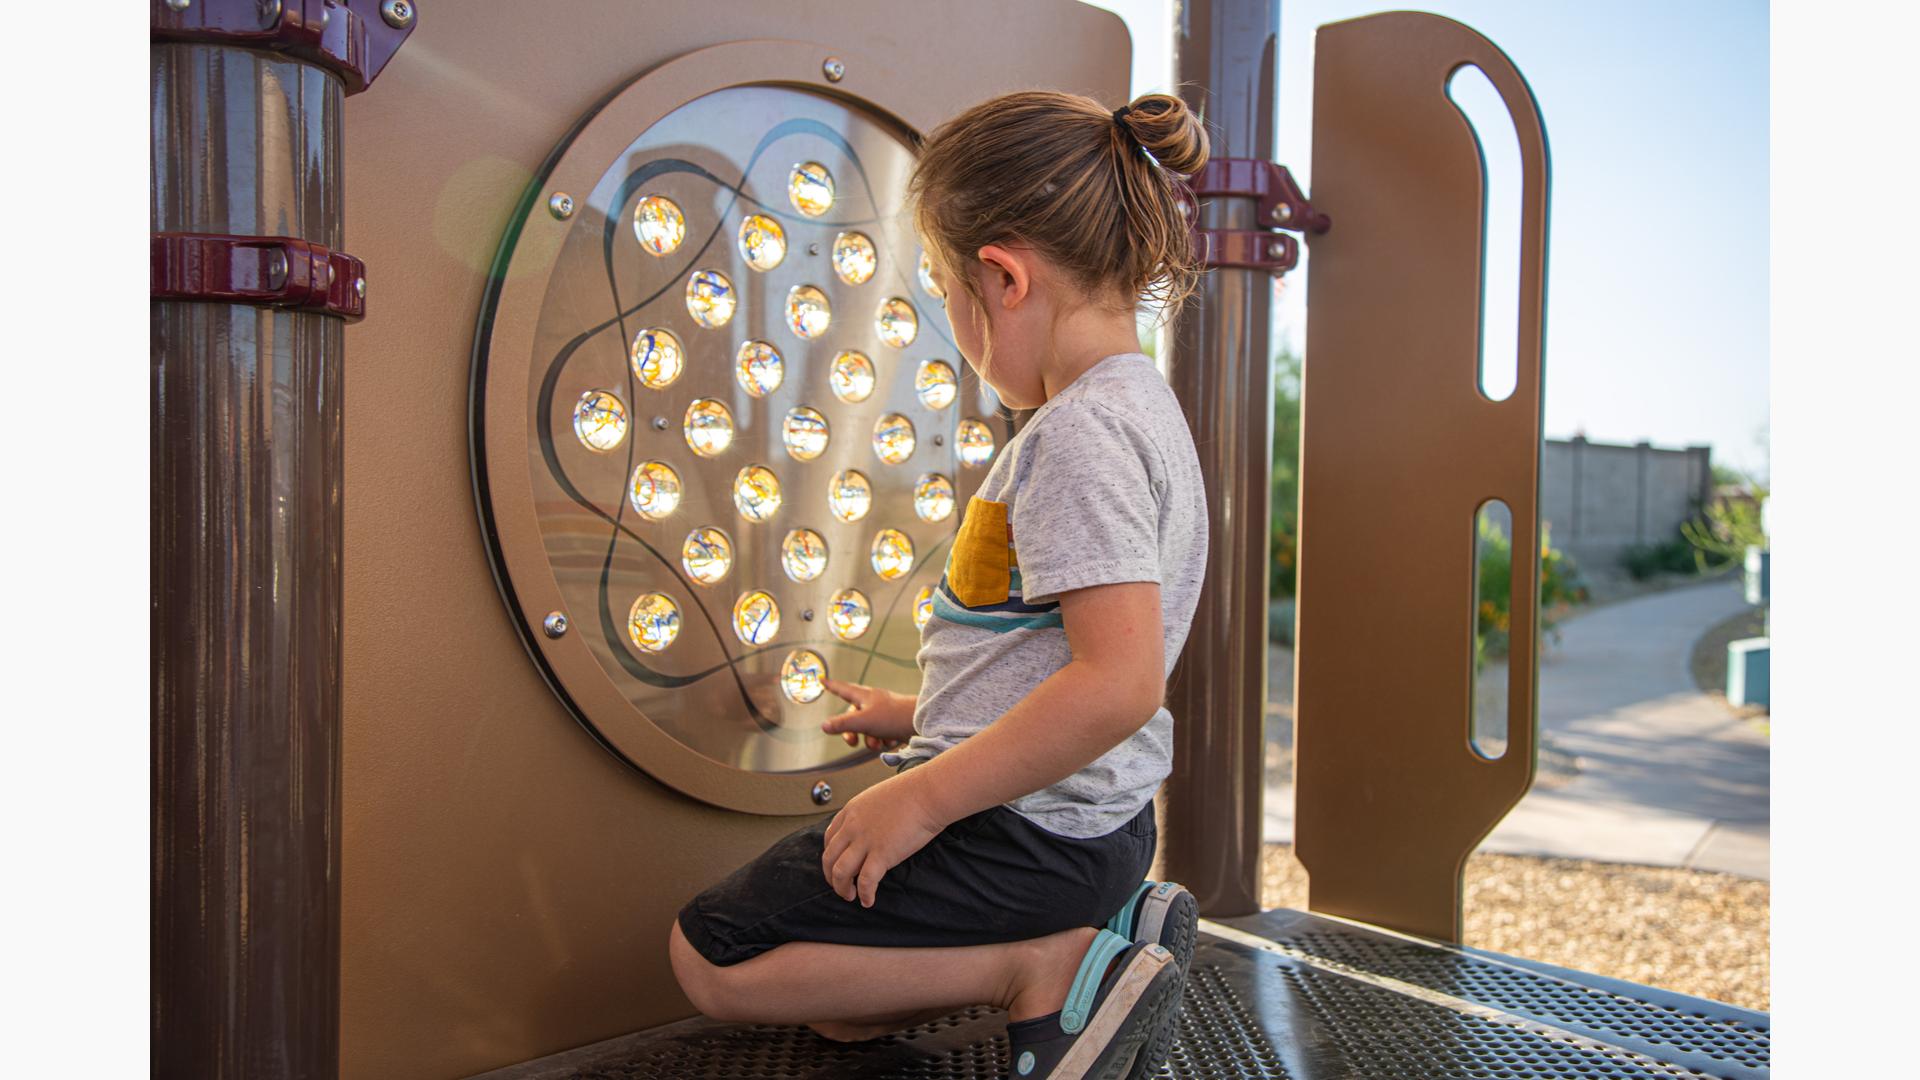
[152,44,344,1080]
[1161,0,1280,917]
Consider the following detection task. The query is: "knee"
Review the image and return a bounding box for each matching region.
[668,918,740,1020]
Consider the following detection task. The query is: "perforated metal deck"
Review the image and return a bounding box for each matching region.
[471,910,1769,1080]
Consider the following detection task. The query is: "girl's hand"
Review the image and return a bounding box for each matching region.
[821,679,915,751]
[820,774,945,906]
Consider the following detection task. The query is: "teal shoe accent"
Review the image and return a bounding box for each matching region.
[1060,929,1133,1035]
[1108,881,1154,939]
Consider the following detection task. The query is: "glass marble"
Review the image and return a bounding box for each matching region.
[736,340,785,397]
[870,528,915,580]
[780,649,827,704]
[628,461,682,520]
[788,161,834,216]
[630,327,684,390]
[782,407,830,461]
[828,588,873,641]
[914,585,935,630]
[829,351,876,404]
[915,360,957,410]
[917,250,945,303]
[957,418,996,468]
[733,464,782,522]
[572,389,627,452]
[681,526,734,586]
[832,231,877,285]
[828,469,873,523]
[628,592,681,652]
[786,285,832,339]
[633,195,685,256]
[737,214,786,271]
[733,590,780,646]
[913,473,955,523]
[875,297,918,348]
[686,269,736,328]
[872,413,916,465]
[781,528,828,582]
[684,398,734,457]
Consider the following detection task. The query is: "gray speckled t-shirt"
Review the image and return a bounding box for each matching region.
[882,353,1209,838]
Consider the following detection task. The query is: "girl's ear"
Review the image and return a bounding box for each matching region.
[975,244,1032,310]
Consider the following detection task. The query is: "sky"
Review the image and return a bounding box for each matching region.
[1088,0,1770,479]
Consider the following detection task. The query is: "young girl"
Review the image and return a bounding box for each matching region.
[669,89,1212,1079]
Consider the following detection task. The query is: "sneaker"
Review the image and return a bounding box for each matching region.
[1004,929,1183,1079]
[1107,880,1198,976]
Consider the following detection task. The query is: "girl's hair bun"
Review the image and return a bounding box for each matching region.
[1116,93,1209,175]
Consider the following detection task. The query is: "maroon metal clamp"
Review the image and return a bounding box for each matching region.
[151,0,417,95]
[1187,158,1329,272]
[152,233,368,320]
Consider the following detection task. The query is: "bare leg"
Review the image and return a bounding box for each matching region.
[669,921,1097,1029]
[806,1006,954,1043]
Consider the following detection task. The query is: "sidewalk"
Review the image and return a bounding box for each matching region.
[1262,577,1770,879]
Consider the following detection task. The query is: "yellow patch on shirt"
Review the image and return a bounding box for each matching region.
[947,496,1012,607]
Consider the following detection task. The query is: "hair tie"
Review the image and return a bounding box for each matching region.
[1112,104,1134,126]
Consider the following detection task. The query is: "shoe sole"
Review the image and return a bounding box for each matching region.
[1049,946,1182,1080]
[1126,887,1197,1079]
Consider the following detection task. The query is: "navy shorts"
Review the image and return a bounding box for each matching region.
[677,767,1158,967]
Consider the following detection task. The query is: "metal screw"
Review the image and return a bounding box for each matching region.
[822,57,846,83]
[932,434,945,447]
[1272,202,1293,224]
[652,415,669,431]
[802,609,815,622]
[543,612,569,638]
[354,277,366,300]
[165,0,190,11]
[548,192,575,220]
[807,243,820,256]
[381,0,416,30]
[265,250,289,288]
[1268,241,1287,260]
[811,781,833,805]
[262,0,281,25]
[319,6,329,29]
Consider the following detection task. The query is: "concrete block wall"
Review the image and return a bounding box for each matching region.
[1539,436,1713,574]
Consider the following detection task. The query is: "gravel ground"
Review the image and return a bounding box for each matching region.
[1260,845,1770,1012]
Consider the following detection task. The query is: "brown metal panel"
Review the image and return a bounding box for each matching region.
[1293,11,1550,943]
[338,3,1130,1076]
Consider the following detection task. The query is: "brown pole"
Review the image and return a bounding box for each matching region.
[151,44,344,1080]
[1161,0,1279,916]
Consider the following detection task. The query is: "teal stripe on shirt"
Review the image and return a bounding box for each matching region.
[932,590,1064,632]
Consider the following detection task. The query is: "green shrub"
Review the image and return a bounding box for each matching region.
[1477,518,1589,666]
[1620,534,1701,580]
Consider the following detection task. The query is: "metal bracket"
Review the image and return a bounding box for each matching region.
[1189,158,1329,272]
[151,0,417,95]
[152,233,368,320]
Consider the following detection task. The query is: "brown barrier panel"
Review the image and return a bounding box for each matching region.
[1293,11,1551,943]
[339,4,1126,1076]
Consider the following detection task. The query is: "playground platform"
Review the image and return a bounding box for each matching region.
[474,910,1769,1080]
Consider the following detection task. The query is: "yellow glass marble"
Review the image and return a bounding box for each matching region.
[733,590,780,646]
[628,592,681,652]
[828,588,873,641]
[732,464,782,522]
[829,350,876,404]
[788,161,834,216]
[681,526,734,586]
[872,413,916,465]
[914,585,935,630]
[832,231,877,285]
[737,214,786,271]
[915,360,957,410]
[781,528,828,582]
[913,473,955,523]
[736,341,785,397]
[870,528,915,580]
[633,195,685,256]
[875,297,918,348]
[782,406,830,461]
[684,398,734,457]
[957,417,996,468]
[628,461,682,520]
[780,649,827,704]
[572,389,627,452]
[686,269,736,328]
[786,285,832,339]
[629,327,684,390]
[917,250,945,303]
[828,469,873,523]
